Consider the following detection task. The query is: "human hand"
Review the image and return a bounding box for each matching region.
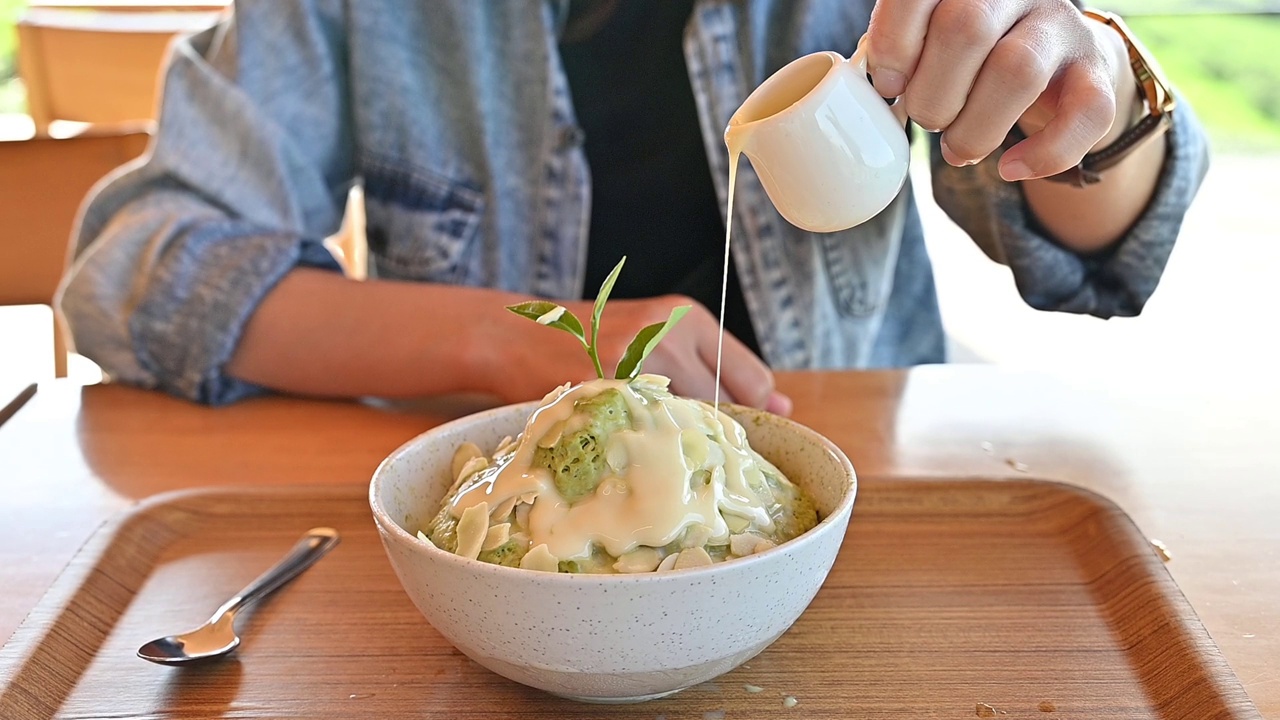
[865,0,1136,181]
[482,295,791,415]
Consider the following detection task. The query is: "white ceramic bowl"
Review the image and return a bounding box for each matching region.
[369,401,856,703]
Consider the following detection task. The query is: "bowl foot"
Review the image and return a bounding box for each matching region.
[550,687,689,704]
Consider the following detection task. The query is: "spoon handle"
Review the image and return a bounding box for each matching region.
[210,527,341,622]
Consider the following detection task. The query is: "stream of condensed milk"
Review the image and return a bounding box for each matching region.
[712,145,742,414]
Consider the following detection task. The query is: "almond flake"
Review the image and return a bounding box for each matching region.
[540,382,573,405]
[633,373,671,391]
[674,546,713,569]
[415,530,435,547]
[456,455,488,484]
[613,547,662,573]
[482,523,511,551]
[606,442,630,474]
[656,552,680,572]
[520,543,560,572]
[455,502,489,560]
[729,533,762,557]
[724,514,752,534]
[489,496,518,523]
[494,435,517,456]
[514,502,532,531]
[753,538,777,555]
[681,524,713,549]
[538,420,565,449]
[450,442,484,483]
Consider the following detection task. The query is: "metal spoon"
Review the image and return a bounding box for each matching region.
[137,527,340,665]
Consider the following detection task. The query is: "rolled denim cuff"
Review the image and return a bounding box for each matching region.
[931,95,1209,318]
[128,223,341,405]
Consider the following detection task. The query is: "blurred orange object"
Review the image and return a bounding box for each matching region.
[17,8,222,132]
[0,126,150,376]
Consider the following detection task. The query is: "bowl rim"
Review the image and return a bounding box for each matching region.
[369,399,857,583]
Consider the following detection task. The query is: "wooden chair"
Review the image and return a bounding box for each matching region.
[0,126,151,376]
[26,2,227,11]
[16,8,222,132]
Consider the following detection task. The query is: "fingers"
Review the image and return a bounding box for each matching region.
[940,25,1056,165]
[999,61,1115,181]
[903,0,1021,133]
[866,0,941,97]
[695,320,777,411]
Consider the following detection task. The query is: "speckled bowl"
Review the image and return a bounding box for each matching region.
[369,401,856,703]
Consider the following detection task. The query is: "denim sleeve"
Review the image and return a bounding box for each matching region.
[58,0,353,405]
[929,97,1209,318]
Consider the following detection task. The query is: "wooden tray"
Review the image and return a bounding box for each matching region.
[0,480,1260,719]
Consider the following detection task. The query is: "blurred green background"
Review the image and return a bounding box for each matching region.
[0,1,1277,152]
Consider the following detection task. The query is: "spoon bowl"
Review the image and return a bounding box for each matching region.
[136,528,339,665]
[137,616,240,664]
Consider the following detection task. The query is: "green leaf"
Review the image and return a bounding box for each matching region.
[506,302,588,349]
[587,257,626,380]
[614,306,691,381]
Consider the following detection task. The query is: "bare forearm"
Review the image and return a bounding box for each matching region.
[223,268,784,410]
[225,269,523,399]
[1020,21,1166,253]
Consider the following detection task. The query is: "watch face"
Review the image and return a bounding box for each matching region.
[1099,12,1177,113]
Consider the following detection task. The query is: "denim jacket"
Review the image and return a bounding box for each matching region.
[58,0,1209,405]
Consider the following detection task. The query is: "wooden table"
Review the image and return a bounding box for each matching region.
[1,367,1276,716]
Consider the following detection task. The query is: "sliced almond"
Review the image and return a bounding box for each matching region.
[514,502,532,531]
[612,547,662,574]
[495,435,517,456]
[456,455,489,485]
[415,530,435,547]
[606,442,629,474]
[730,533,762,557]
[674,546,713,570]
[656,552,680,572]
[753,538,777,555]
[724,513,752,534]
[489,496,518,523]
[455,502,490,560]
[482,523,511,551]
[633,373,671,392]
[519,492,538,504]
[539,382,573,405]
[450,442,484,483]
[520,543,560,572]
[681,524,713,549]
[538,420,566,449]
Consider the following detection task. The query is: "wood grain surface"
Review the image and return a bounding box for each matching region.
[0,481,1259,719]
[1,367,1275,716]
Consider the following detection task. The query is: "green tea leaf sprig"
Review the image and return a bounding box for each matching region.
[506,257,690,381]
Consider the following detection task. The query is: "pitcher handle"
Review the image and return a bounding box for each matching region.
[854,34,909,126]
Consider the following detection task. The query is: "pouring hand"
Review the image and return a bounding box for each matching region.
[864,0,1139,181]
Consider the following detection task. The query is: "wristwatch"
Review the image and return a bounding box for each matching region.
[1039,9,1177,187]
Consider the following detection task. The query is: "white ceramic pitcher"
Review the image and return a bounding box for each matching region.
[725,40,910,233]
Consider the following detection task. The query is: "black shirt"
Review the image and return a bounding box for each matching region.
[559,0,761,356]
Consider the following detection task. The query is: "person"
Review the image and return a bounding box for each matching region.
[58,0,1208,412]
